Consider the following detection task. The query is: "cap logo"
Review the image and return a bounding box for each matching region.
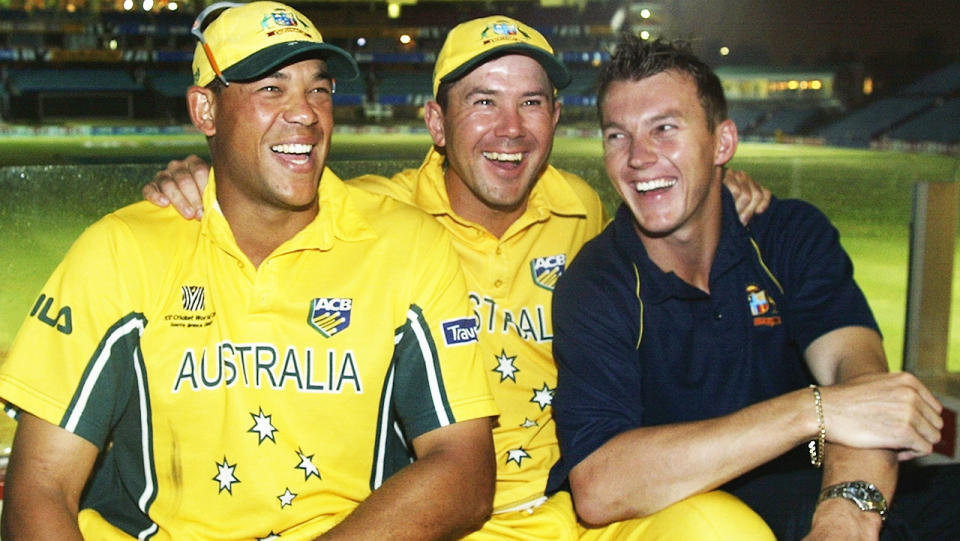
[261,8,313,39]
[481,22,530,43]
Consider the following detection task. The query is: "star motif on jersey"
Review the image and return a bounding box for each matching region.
[278,487,297,508]
[213,456,240,494]
[506,447,531,467]
[248,408,278,444]
[257,533,280,540]
[492,349,519,382]
[530,383,554,410]
[295,449,322,481]
[520,418,538,428]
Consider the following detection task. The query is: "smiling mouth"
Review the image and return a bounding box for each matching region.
[635,177,677,193]
[482,151,523,164]
[272,143,314,164]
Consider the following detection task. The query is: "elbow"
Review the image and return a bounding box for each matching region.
[457,455,495,534]
[569,468,631,527]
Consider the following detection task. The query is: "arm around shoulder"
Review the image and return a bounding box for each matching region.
[2,412,99,540]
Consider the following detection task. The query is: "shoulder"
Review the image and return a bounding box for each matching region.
[348,170,416,204]
[746,196,836,245]
[342,183,448,241]
[550,166,607,219]
[75,201,192,255]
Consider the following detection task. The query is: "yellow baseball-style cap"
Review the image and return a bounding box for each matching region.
[433,15,571,97]
[192,1,359,87]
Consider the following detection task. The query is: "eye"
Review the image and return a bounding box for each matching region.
[656,123,677,133]
[522,98,543,107]
[474,98,494,106]
[258,85,281,93]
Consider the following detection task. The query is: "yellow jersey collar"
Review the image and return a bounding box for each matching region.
[201,167,376,256]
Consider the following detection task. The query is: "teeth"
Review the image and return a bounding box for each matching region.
[635,178,677,193]
[272,143,313,154]
[483,151,522,162]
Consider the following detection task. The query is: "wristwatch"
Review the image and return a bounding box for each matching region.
[817,481,887,522]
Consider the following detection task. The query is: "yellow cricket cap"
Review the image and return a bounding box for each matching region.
[192,1,358,87]
[433,15,571,97]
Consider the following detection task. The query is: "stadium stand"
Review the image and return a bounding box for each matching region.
[900,63,960,97]
[7,67,144,120]
[753,107,821,138]
[817,97,935,147]
[886,98,960,145]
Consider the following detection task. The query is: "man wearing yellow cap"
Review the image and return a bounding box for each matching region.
[144,13,773,540]
[0,3,499,539]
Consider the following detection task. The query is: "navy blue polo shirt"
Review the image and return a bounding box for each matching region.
[546,188,878,493]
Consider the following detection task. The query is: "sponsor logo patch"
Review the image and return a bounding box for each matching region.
[746,284,782,327]
[530,253,566,291]
[442,317,478,346]
[309,297,352,338]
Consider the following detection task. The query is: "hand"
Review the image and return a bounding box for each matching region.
[803,496,882,541]
[820,372,943,460]
[142,155,211,220]
[723,168,771,225]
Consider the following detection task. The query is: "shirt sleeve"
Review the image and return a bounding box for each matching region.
[0,214,144,449]
[389,216,498,443]
[755,200,878,351]
[549,236,645,487]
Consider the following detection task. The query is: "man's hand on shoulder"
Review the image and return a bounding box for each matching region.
[723,168,771,225]
[142,155,210,220]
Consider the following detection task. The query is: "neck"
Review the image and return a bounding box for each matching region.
[638,183,724,293]
[444,175,526,240]
[215,184,319,269]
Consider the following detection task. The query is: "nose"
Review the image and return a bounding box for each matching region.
[495,104,523,139]
[283,92,320,126]
[627,136,656,169]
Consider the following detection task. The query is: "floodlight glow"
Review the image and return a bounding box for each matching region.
[640,9,651,19]
[123,0,133,10]
[399,34,412,45]
[168,2,178,10]
[357,37,367,47]
[811,80,823,90]
[640,30,650,40]
[720,46,730,56]
[143,0,154,10]
[387,3,400,19]
[109,39,118,49]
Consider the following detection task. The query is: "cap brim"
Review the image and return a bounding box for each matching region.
[223,41,359,82]
[439,43,571,91]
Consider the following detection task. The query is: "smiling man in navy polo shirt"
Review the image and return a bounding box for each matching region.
[548,34,960,540]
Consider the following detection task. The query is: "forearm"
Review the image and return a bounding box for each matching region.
[0,489,85,541]
[570,388,819,525]
[806,445,896,540]
[318,419,496,541]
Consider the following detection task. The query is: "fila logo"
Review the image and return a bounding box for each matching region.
[530,254,566,291]
[442,317,478,346]
[30,294,72,335]
[181,286,205,311]
[309,297,353,338]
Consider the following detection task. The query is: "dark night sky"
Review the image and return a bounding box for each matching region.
[666,0,960,66]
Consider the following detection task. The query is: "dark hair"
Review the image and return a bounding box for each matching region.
[598,34,727,131]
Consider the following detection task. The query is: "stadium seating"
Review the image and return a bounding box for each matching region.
[817,97,934,146]
[886,98,960,144]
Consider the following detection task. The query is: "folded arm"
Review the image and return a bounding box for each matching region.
[568,328,942,529]
[1,412,99,540]
[318,416,496,540]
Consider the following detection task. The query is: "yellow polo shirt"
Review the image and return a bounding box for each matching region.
[352,148,606,510]
[0,168,497,540]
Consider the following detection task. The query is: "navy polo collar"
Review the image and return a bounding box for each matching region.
[611,187,750,303]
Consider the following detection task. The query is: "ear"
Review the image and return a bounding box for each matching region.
[551,98,562,129]
[713,118,738,167]
[423,100,446,148]
[187,86,217,136]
